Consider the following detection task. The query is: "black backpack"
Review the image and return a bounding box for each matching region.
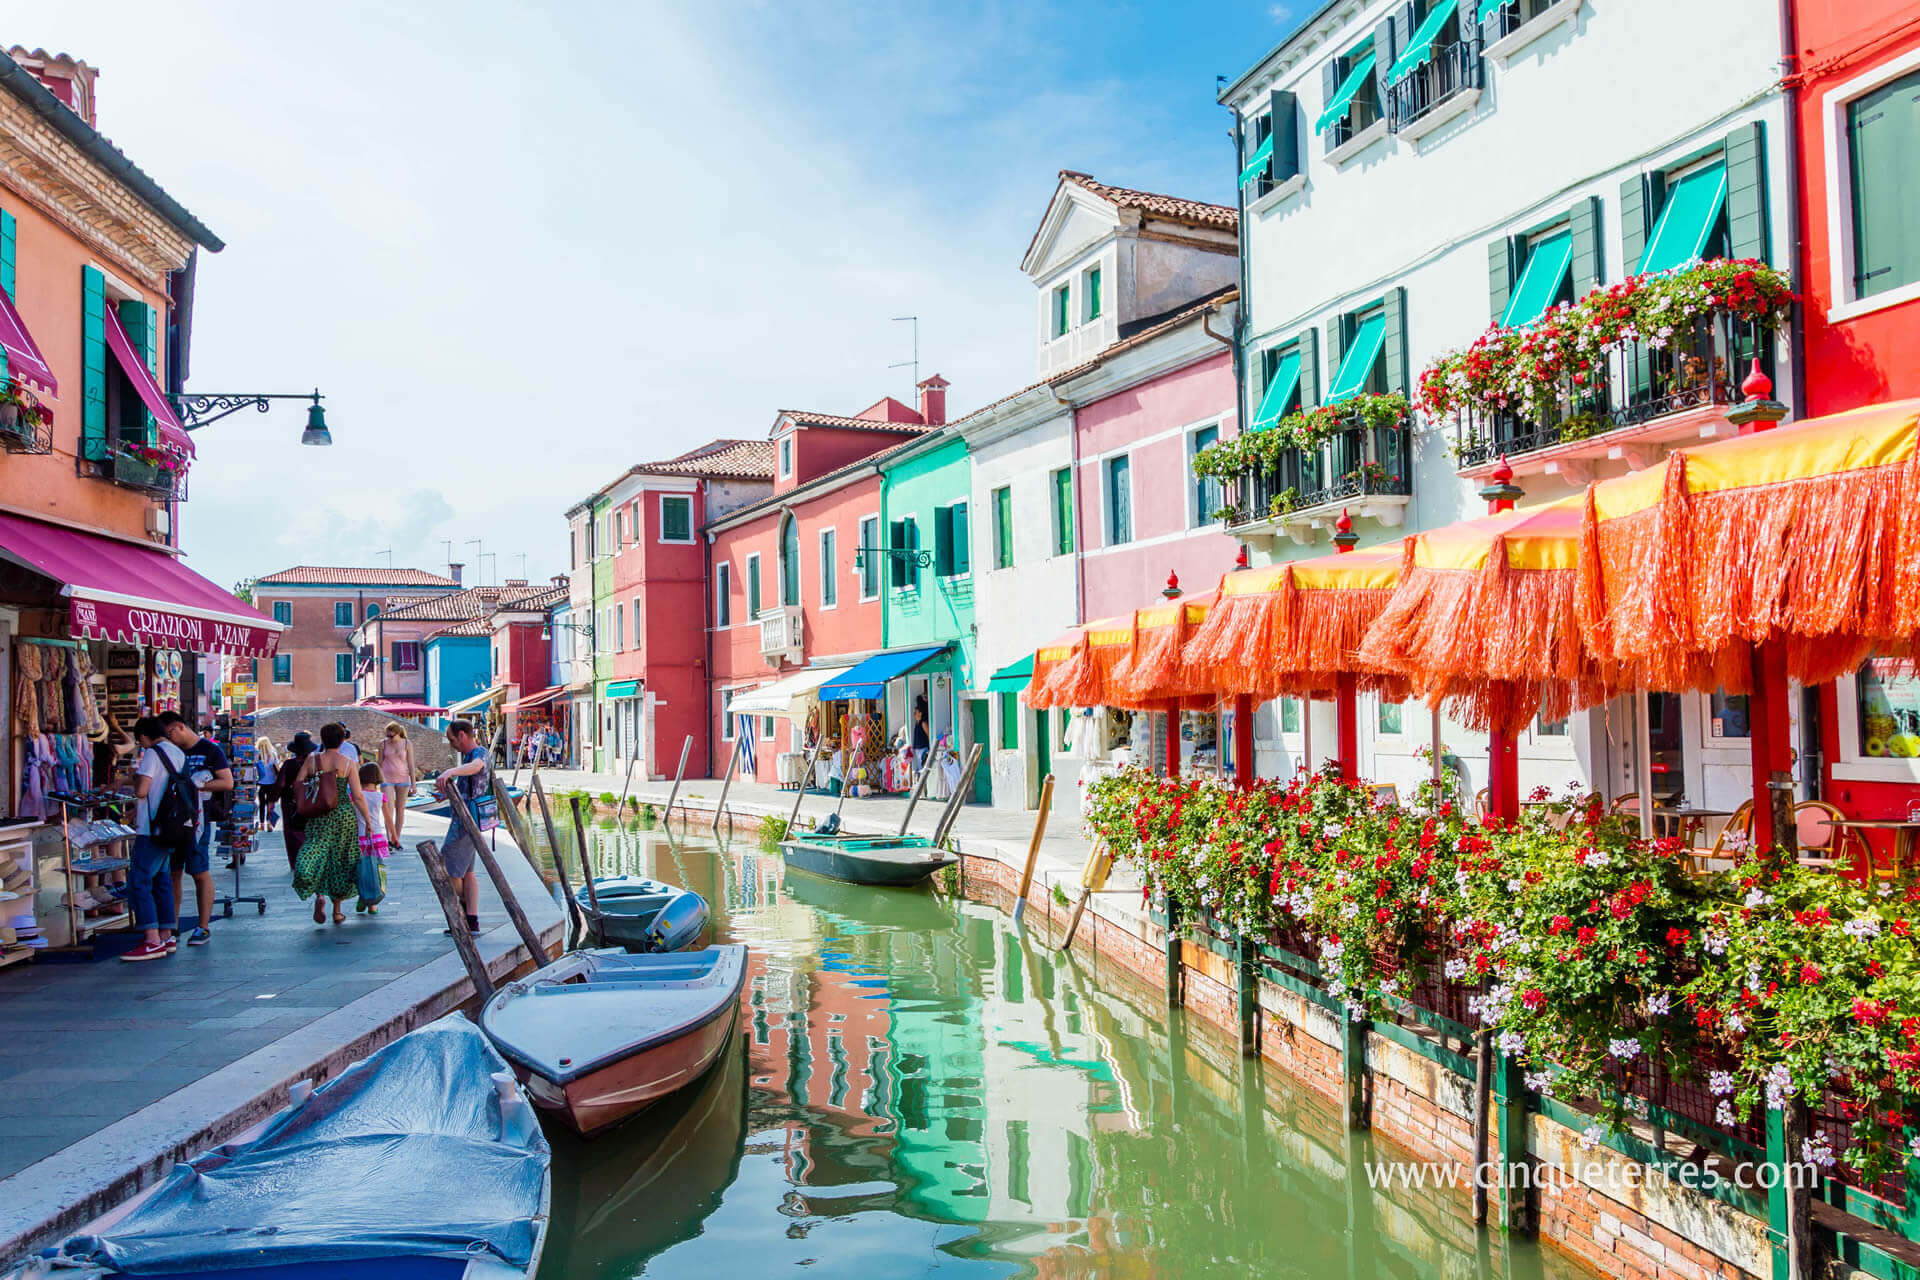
[151,748,199,851]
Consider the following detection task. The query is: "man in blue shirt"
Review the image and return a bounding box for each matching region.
[158,711,231,947]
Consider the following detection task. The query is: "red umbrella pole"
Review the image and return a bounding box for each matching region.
[1335,671,1360,779]
[1234,694,1256,789]
[1163,700,1181,779]
[1747,643,1795,857]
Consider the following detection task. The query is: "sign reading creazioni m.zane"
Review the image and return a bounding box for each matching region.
[70,597,280,658]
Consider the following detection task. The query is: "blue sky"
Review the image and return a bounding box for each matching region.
[14,1,1293,591]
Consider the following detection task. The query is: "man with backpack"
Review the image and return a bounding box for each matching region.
[123,716,198,962]
[159,711,232,947]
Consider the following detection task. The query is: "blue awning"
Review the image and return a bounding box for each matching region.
[817,644,950,702]
[1238,132,1275,188]
[603,679,640,699]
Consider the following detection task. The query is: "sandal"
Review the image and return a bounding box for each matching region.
[312,898,325,924]
[332,908,346,925]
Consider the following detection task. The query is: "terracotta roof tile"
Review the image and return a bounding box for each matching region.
[775,410,937,434]
[707,437,922,531]
[378,582,564,623]
[1057,170,1239,231]
[632,438,778,480]
[257,566,461,588]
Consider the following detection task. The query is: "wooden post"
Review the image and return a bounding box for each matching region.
[1011,773,1054,925]
[530,775,584,947]
[664,735,693,826]
[1235,932,1259,1058]
[1471,1030,1494,1225]
[444,783,549,964]
[896,753,936,836]
[711,737,743,834]
[492,775,536,863]
[1766,1100,1815,1279]
[1341,1013,1369,1130]
[567,795,602,917]
[1164,896,1183,1010]
[931,744,984,846]
[418,840,493,1002]
[1335,672,1360,778]
[1163,701,1181,779]
[614,748,640,822]
[789,737,824,837]
[1430,704,1446,801]
[1233,694,1256,789]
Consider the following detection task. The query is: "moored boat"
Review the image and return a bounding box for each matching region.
[574,874,708,952]
[7,1015,549,1279]
[780,832,957,887]
[480,946,747,1137]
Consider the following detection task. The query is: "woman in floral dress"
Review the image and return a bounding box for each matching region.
[292,723,374,924]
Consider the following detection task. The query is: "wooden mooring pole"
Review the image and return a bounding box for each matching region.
[417,840,492,1002]
[443,782,549,964]
[530,774,584,947]
[664,735,693,825]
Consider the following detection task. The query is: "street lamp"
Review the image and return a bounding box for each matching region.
[172,389,332,446]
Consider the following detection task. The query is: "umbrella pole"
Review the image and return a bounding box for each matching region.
[1748,643,1797,858]
[1335,672,1360,780]
[1233,694,1256,789]
[1488,727,1520,823]
[1635,686,1655,840]
[1163,701,1181,779]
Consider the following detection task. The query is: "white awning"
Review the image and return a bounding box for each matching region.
[728,664,852,719]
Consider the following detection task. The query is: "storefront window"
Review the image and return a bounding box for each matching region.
[1709,690,1750,740]
[1537,715,1568,736]
[1378,700,1403,735]
[1857,660,1920,759]
[1280,698,1301,734]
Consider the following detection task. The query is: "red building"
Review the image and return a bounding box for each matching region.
[1791,0,1920,824]
[706,383,945,781]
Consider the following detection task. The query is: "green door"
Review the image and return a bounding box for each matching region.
[966,700,992,805]
[1032,708,1051,807]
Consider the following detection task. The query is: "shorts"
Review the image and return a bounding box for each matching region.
[171,829,211,876]
[439,826,479,881]
[383,782,411,800]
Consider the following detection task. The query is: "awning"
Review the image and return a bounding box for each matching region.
[104,308,194,462]
[0,285,57,396]
[1638,163,1727,274]
[506,685,564,711]
[728,663,852,719]
[603,679,641,699]
[1315,50,1377,135]
[1238,132,1274,188]
[817,644,950,702]
[1251,349,1302,431]
[1385,2,1457,85]
[1477,0,1505,19]
[1502,231,1574,328]
[1327,312,1387,402]
[985,654,1034,693]
[355,698,444,717]
[0,511,280,656]
[447,684,508,716]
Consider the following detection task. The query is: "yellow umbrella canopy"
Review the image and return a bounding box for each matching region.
[1109,587,1221,708]
[1026,613,1137,710]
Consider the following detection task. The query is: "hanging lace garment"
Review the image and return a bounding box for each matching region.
[12,643,40,739]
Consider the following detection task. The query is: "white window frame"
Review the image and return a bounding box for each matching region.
[778,434,794,478]
[1185,419,1224,530]
[818,526,838,610]
[857,513,882,602]
[658,493,695,545]
[1372,693,1414,755]
[615,603,625,651]
[714,560,732,628]
[334,652,353,685]
[944,501,972,581]
[745,551,763,619]
[630,595,642,648]
[269,600,291,625]
[720,688,735,741]
[1526,711,1579,762]
[1081,262,1102,324]
[1101,450,1135,548]
[1822,46,1920,324]
[1833,668,1920,783]
[333,601,354,628]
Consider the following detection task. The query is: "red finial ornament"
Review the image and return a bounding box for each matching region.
[1162,570,1183,599]
[1478,453,1524,514]
[1332,507,1358,552]
[1233,543,1251,571]
[1742,357,1773,403]
[1727,357,1789,433]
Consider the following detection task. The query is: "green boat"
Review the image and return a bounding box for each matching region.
[779,833,957,888]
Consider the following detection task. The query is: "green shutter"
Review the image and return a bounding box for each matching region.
[1385,1,1456,85]
[0,208,14,300]
[1086,267,1101,319]
[1568,195,1604,298]
[1252,349,1302,429]
[952,502,970,574]
[1315,50,1377,134]
[1849,72,1920,298]
[1380,287,1408,396]
[1723,121,1769,263]
[908,519,921,589]
[933,506,954,576]
[1053,286,1069,336]
[117,299,157,443]
[748,556,761,616]
[998,691,1020,749]
[1639,163,1728,274]
[1500,232,1573,327]
[1488,234,1518,324]
[1620,173,1656,275]
[889,520,907,588]
[1297,327,1320,409]
[994,487,1014,568]
[1270,89,1301,183]
[81,265,107,462]
[1325,315,1346,396]
[1052,468,1074,555]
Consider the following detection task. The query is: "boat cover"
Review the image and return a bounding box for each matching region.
[60,1015,549,1274]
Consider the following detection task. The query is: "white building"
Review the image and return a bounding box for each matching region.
[1218,0,1794,808]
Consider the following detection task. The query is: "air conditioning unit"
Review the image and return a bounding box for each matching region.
[145,505,170,537]
[758,605,803,665]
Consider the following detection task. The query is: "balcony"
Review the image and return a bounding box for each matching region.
[79,437,189,500]
[0,386,52,454]
[757,604,804,667]
[1212,412,1413,546]
[1386,36,1483,143]
[1449,303,1773,485]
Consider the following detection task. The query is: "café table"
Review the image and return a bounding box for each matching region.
[1821,818,1920,880]
[1649,804,1737,842]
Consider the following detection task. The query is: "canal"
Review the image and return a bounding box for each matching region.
[522,816,1585,1280]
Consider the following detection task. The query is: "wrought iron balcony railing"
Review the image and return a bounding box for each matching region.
[1220,422,1412,531]
[1386,37,1484,134]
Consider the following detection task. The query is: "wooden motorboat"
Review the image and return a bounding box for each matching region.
[409,784,523,816]
[8,1016,550,1279]
[480,946,747,1137]
[780,832,957,887]
[574,874,708,953]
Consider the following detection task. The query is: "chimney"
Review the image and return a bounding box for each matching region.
[917,374,950,426]
[551,574,567,588]
[447,562,464,586]
[8,48,98,126]
[504,578,529,588]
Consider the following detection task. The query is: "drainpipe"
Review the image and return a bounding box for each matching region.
[1776,0,1806,418]
[1228,103,1252,566]
[1048,384,1085,626]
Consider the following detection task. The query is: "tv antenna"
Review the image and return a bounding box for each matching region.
[466,539,484,585]
[372,547,393,568]
[890,316,918,395]
[511,552,528,582]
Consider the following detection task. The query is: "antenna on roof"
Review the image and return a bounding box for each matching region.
[890,316,919,398]
[466,539,484,585]
[512,553,528,581]
[373,547,393,568]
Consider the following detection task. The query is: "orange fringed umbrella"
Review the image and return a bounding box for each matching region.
[1109,587,1221,707]
[1181,546,1403,699]
[1576,398,1920,693]
[1026,613,1138,710]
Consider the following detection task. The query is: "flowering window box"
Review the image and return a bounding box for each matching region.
[1198,394,1414,544]
[0,381,53,454]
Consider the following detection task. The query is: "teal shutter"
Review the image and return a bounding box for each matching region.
[1319,60,1342,150]
[1269,89,1300,182]
[1052,469,1074,555]
[908,520,921,589]
[1297,328,1320,409]
[933,505,954,576]
[1381,288,1408,396]
[1620,173,1660,274]
[1325,315,1346,395]
[952,503,969,574]
[1723,121,1769,262]
[748,556,761,616]
[889,520,907,588]
[0,208,14,300]
[81,265,107,463]
[117,299,157,443]
[1373,14,1402,111]
[1569,195,1604,297]
[1849,71,1920,298]
[1488,234,1517,324]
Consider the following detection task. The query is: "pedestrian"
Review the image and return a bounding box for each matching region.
[911,697,931,771]
[377,721,415,848]
[158,711,230,947]
[355,761,389,914]
[431,719,493,935]
[252,737,282,836]
[121,717,194,962]
[277,731,316,870]
[330,724,362,766]
[291,722,374,925]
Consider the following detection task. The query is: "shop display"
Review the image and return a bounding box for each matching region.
[0,819,41,968]
[46,790,133,949]
[11,639,106,820]
[211,715,266,916]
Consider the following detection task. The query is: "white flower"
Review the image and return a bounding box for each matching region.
[1608,1037,1641,1061]
[1708,1070,1735,1097]
[1843,916,1882,940]
[1346,999,1368,1024]
[1725,1012,1746,1035]
[1524,1070,1553,1095]
[1802,1137,1837,1170]
[1743,887,1771,909]
[1702,930,1730,956]
[1643,993,1671,1017]
[1499,1031,1527,1055]
[1715,1101,1739,1127]
[1506,878,1524,893]
[1579,1123,1603,1151]
[1444,958,1468,981]
[1764,1063,1796,1110]
[1340,900,1360,920]
[1323,822,1345,838]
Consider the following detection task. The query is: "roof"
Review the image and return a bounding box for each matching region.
[0,49,223,251]
[1056,171,1239,232]
[631,438,776,481]
[775,409,937,435]
[377,583,562,623]
[707,437,922,533]
[429,616,497,638]
[257,566,461,589]
[1219,0,1347,105]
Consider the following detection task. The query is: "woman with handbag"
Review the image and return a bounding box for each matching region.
[291,723,375,924]
[275,732,316,870]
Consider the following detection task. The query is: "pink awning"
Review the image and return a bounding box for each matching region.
[355,698,445,717]
[0,285,57,397]
[505,685,564,711]
[0,511,280,657]
[103,307,193,460]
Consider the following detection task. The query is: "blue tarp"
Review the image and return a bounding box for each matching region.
[817,644,950,702]
[62,1015,549,1275]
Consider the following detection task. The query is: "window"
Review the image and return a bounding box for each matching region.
[1052,468,1075,555]
[747,553,762,618]
[762,715,775,740]
[631,596,643,646]
[366,603,380,619]
[1500,227,1575,328]
[615,604,626,651]
[1709,689,1750,740]
[270,601,291,625]
[721,688,735,740]
[779,436,793,477]
[998,691,1020,749]
[858,515,881,600]
[1252,343,1304,431]
[1316,37,1381,149]
[715,561,732,627]
[1378,699,1404,734]
[1083,265,1102,321]
[272,654,291,684]
[1639,158,1729,274]
[934,503,970,576]
[1190,424,1221,527]
[1842,67,1920,304]
[819,528,837,607]
[1280,698,1301,734]
[630,500,641,542]
[615,509,625,548]
[334,653,353,684]
[392,641,421,672]
[570,529,579,568]
[1856,660,1920,758]
[661,495,693,543]
[779,516,801,607]
[1536,715,1569,736]
[1104,455,1132,545]
[334,601,354,627]
[992,485,1014,569]
[1052,284,1070,338]
[889,519,920,589]
[1328,306,1388,401]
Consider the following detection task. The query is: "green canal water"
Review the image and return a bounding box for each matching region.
[521,818,1585,1280]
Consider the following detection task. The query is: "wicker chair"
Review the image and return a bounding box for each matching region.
[1792,799,1869,875]
[1685,801,1754,878]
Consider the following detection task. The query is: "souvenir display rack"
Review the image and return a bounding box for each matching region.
[45,789,132,950]
[213,715,265,916]
[0,818,41,968]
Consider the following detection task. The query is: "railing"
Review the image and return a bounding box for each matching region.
[78,436,188,500]
[1386,36,1483,133]
[1480,0,1565,43]
[1221,423,1411,529]
[757,605,803,661]
[1325,85,1383,152]
[0,396,51,454]
[1451,305,1772,470]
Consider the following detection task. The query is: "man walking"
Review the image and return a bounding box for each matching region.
[123,717,193,961]
[430,719,492,933]
[158,711,232,947]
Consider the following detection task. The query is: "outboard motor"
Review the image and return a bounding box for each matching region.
[645,889,710,953]
[815,813,841,837]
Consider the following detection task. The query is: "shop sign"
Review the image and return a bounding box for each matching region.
[70,597,281,658]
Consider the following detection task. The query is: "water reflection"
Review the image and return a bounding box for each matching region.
[527,823,1583,1280]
